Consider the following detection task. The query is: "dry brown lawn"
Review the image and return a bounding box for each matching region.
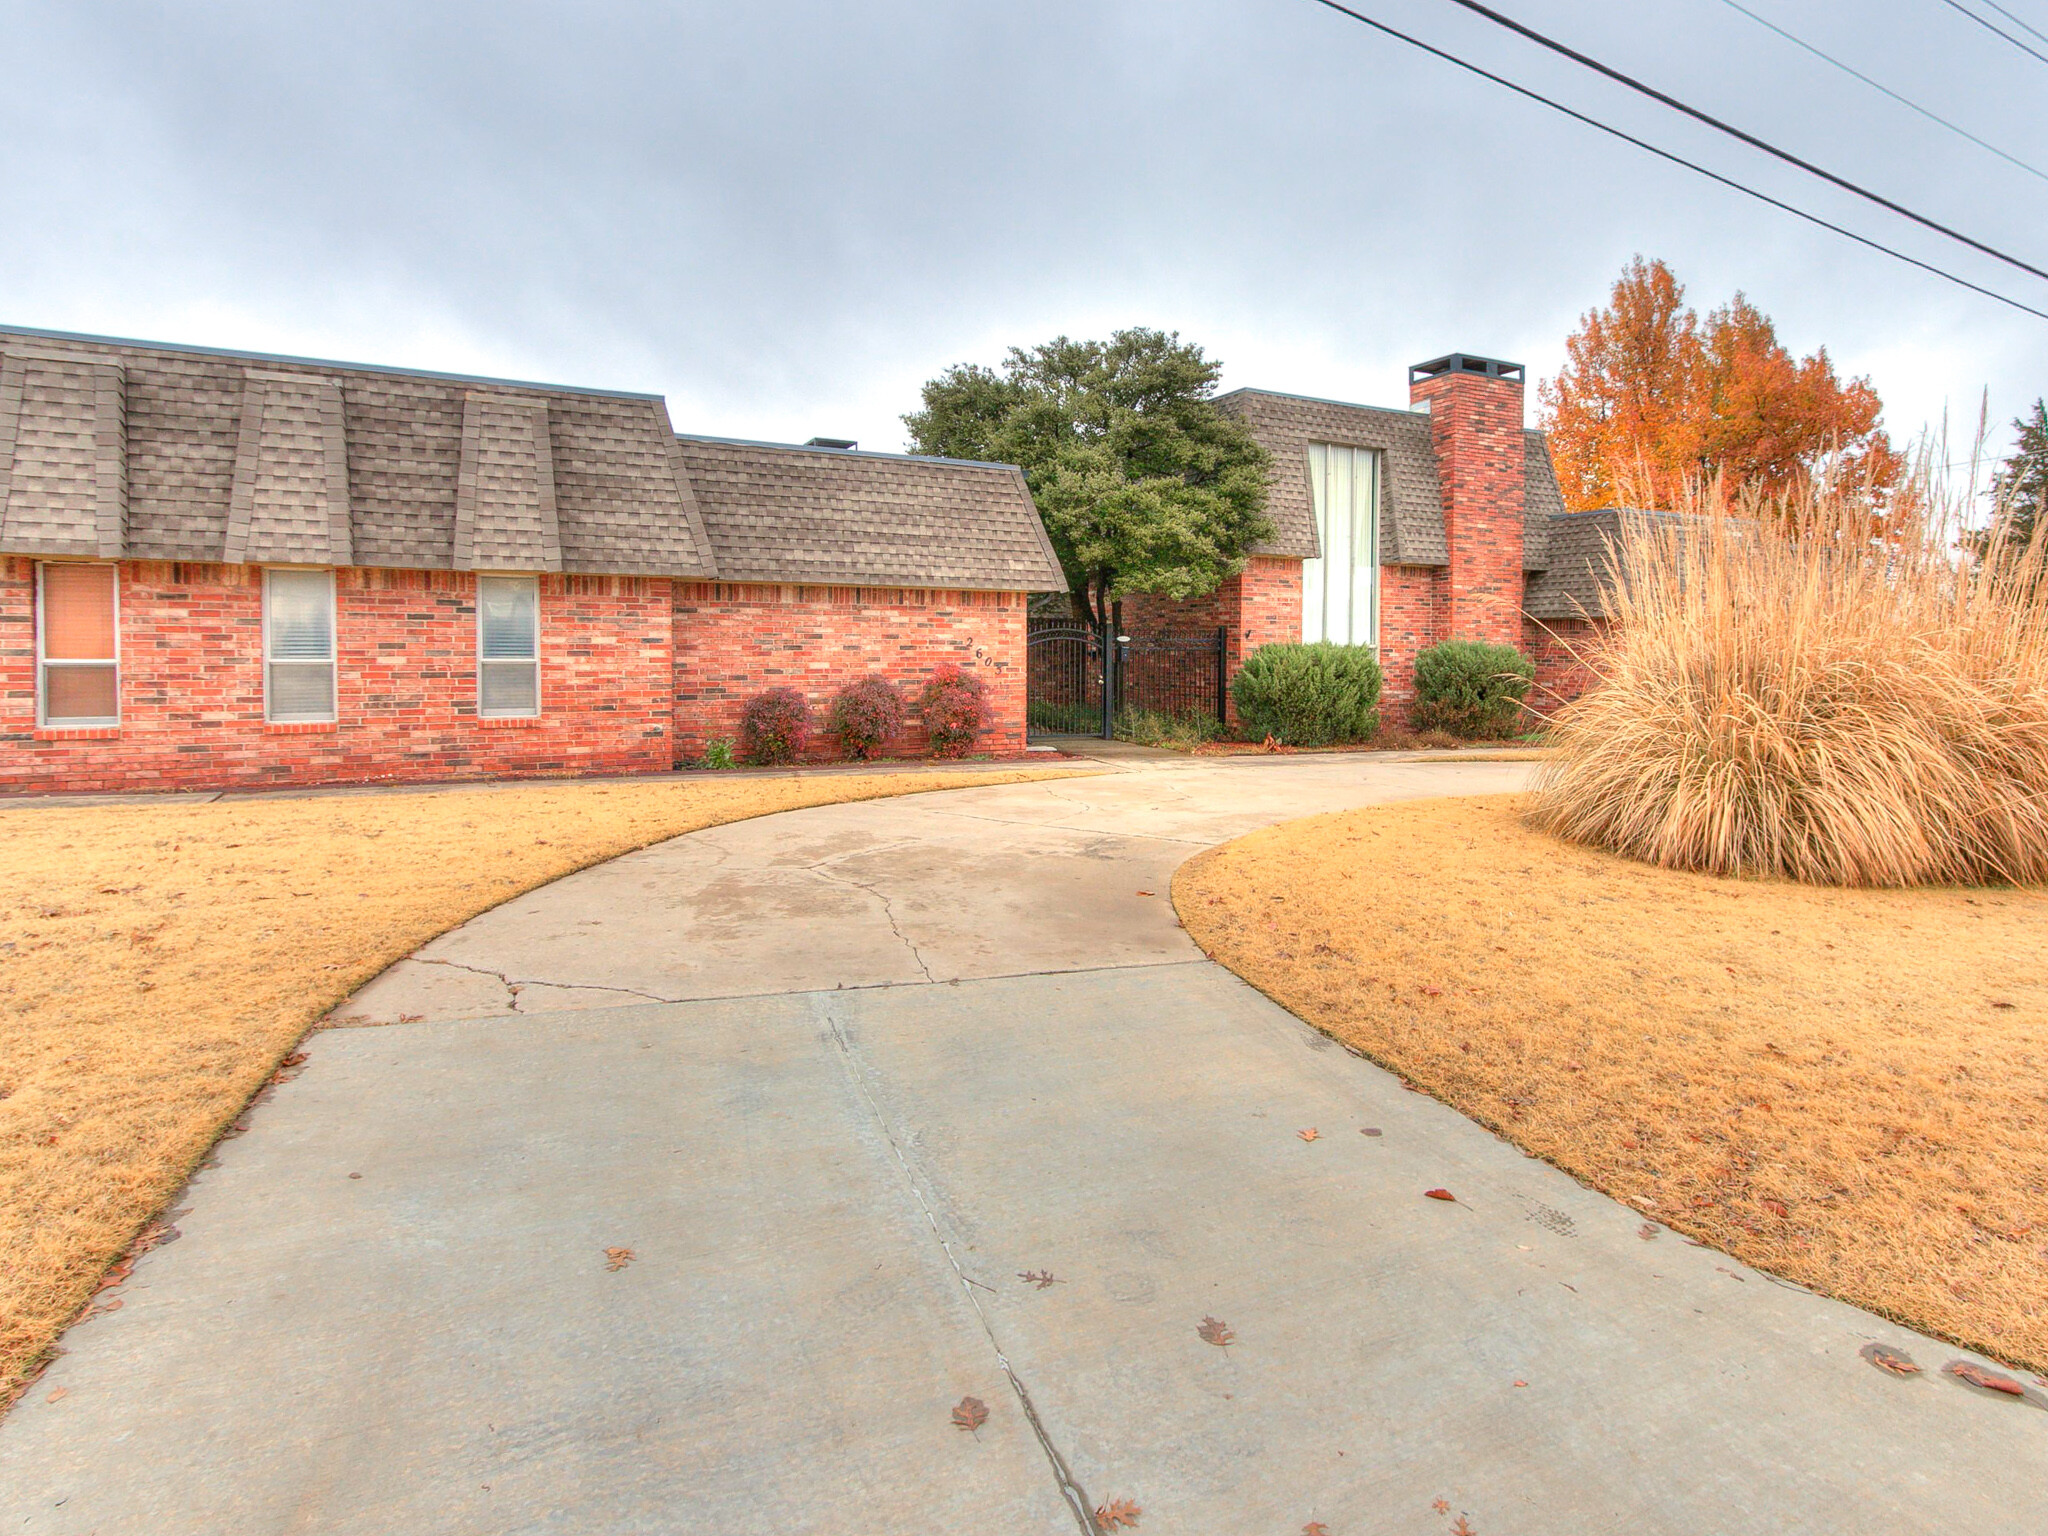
[1175,795,2048,1371]
[0,765,1088,1402]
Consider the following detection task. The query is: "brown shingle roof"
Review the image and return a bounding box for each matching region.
[672,435,1066,591]
[1523,508,1708,620]
[1216,389,1448,565]
[0,326,719,576]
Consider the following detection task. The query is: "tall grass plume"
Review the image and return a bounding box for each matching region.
[1529,447,2048,886]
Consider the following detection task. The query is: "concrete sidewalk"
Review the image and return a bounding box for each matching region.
[4,754,2042,1533]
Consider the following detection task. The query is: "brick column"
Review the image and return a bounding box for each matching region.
[1409,355,1526,647]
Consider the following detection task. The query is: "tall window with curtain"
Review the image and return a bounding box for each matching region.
[1302,444,1380,646]
[477,575,541,717]
[37,563,120,726]
[264,568,337,723]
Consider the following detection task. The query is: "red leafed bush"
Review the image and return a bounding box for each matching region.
[740,686,810,766]
[827,675,906,761]
[918,663,992,758]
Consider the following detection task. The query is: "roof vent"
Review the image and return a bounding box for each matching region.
[1408,354,1524,384]
[805,436,857,450]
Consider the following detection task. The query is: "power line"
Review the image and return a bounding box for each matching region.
[1936,0,2048,66]
[1975,0,2048,47]
[1433,0,2048,286]
[1301,0,2048,322]
[1718,0,2048,186]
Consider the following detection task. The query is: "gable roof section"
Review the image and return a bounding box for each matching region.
[673,435,1067,592]
[1522,429,1563,572]
[1216,389,1447,565]
[1524,507,1709,620]
[0,326,719,577]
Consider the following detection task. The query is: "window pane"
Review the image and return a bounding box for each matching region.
[268,661,334,721]
[43,565,116,660]
[267,570,333,660]
[478,577,538,660]
[1302,445,1327,643]
[44,664,118,722]
[480,660,538,716]
[1324,448,1353,643]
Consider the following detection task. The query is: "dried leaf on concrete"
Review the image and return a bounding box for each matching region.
[1018,1270,1062,1289]
[1297,1128,1321,1142]
[604,1247,635,1272]
[1197,1316,1235,1347]
[1095,1496,1142,1529]
[1859,1342,1922,1376]
[951,1395,988,1432]
[1946,1360,2025,1395]
[1424,1188,1456,1202]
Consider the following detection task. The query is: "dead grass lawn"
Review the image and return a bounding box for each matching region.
[1176,796,2048,1371]
[1,766,1087,1401]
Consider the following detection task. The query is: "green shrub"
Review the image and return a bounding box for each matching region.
[1230,642,1382,748]
[699,737,737,771]
[1410,639,1534,739]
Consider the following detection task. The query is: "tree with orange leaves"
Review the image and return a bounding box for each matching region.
[1538,257,1903,512]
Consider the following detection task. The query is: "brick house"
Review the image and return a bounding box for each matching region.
[0,326,1064,794]
[1124,353,1618,719]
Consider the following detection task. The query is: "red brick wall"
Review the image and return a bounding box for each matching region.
[1379,565,1448,707]
[1410,369,1526,647]
[672,582,1026,760]
[1116,557,1302,728]
[2,558,674,793]
[1524,614,1611,715]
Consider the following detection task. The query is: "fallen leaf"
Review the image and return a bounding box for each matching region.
[1859,1342,1922,1376]
[951,1395,989,1432]
[1136,890,1154,897]
[1421,986,1443,997]
[1297,1128,1320,1142]
[1946,1360,2025,1396]
[1018,1269,1061,1289]
[1096,1496,1142,1529]
[46,1387,67,1403]
[1991,1000,2016,1009]
[398,1013,425,1024]
[1303,1524,1330,1535]
[1761,1198,1789,1219]
[1197,1316,1235,1347]
[1451,1518,1476,1536]
[1360,1127,1382,1137]
[1637,1223,1660,1240]
[1433,1499,1450,1515]
[1513,1379,1527,1387]
[604,1247,635,1272]
[1424,1188,1455,1202]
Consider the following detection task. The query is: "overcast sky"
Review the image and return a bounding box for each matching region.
[4,0,2043,465]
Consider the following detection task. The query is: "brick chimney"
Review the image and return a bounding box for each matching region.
[1409,354,1525,647]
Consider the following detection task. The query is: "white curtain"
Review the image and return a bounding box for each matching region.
[1303,444,1380,646]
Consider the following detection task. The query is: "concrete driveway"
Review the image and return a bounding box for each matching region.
[4,752,2043,1534]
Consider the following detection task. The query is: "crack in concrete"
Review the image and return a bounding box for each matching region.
[814,994,1096,1535]
[801,850,937,984]
[411,956,679,1011]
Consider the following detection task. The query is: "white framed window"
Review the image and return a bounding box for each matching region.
[36,562,120,726]
[477,575,540,718]
[1303,443,1381,647]
[264,568,337,723]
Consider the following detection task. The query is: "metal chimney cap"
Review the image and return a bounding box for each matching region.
[1409,354,1524,385]
[804,436,857,450]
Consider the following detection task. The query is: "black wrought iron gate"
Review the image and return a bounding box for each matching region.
[1026,620,1228,740]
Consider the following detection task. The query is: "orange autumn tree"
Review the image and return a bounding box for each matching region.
[1539,257,1903,512]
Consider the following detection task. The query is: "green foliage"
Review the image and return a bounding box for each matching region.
[1409,639,1535,739]
[1114,706,1224,751]
[903,329,1274,622]
[1996,399,2048,551]
[1230,643,1383,748]
[918,663,993,758]
[827,675,906,760]
[1028,699,1098,735]
[698,737,736,771]
[740,687,809,766]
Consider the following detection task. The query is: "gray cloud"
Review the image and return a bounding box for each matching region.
[2,0,2041,456]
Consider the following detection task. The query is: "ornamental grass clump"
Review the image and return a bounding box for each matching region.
[1529,462,2048,886]
[739,686,810,766]
[919,663,993,757]
[828,675,906,760]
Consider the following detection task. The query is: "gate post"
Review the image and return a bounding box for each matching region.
[1215,624,1229,726]
[1100,616,1117,740]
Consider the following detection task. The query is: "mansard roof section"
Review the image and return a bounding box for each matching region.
[672,435,1067,592]
[1214,388,1448,566]
[0,326,717,577]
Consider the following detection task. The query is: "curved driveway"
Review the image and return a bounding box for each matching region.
[4,752,2043,1534]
